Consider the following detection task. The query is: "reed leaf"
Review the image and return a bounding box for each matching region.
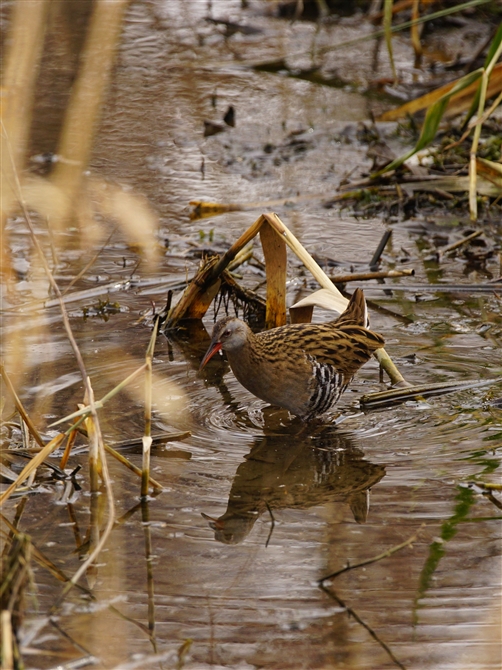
[373,68,484,178]
[384,0,397,80]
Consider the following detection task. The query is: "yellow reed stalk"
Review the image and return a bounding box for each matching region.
[469,39,502,220]
[259,221,287,328]
[104,443,162,491]
[0,433,65,505]
[0,362,45,448]
[49,363,148,427]
[263,213,408,387]
[50,0,129,224]
[0,0,50,225]
[142,320,158,497]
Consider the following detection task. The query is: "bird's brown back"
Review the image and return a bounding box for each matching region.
[253,321,384,383]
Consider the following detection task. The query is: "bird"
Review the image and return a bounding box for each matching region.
[199,288,384,422]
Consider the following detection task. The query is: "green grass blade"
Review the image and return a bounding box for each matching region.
[384,0,397,80]
[373,68,484,177]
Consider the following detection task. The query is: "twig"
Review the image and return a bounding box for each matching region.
[319,526,423,584]
[369,230,392,268]
[318,582,407,670]
[439,230,482,257]
[330,268,414,283]
[318,528,424,670]
[264,502,275,548]
[62,228,116,296]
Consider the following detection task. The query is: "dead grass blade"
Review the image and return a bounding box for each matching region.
[378,62,502,122]
[0,362,45,448]
[0,433,65,505]
[476,157,502,189]
[373,68,485,178]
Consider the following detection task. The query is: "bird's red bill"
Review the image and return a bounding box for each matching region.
[199,341,222,370]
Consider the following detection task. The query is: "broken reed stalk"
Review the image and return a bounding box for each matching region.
[262,213,409,387]
[142,319,159,497]
[83,389,102,494]
[105,443,162,491]
[260,220,287,327]
[329,268,415,283]
[164,215,266,327]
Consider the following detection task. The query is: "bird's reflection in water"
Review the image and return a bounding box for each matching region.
[203,424,385,544]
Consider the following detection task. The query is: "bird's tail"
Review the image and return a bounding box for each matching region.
[333,288,368,328]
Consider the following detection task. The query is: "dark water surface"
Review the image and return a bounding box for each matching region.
[1,1,501,669]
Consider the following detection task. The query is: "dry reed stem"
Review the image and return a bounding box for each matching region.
[0,363,45,449]
[59,426,78,470]
[0,433,65,505]
[49,0,129,224]
[259,221,287,328]
[469,40,502,220]
[165,216,265,327]
[140,502,157,644]
[263,213,408,387]
[1,610,14,670]
[329,268,415,283]
[0,0,49,228]
[104,443,162,491]
[142,320,159,497]
[439,230,482,256]
[2,127,117,603]
[49,363,148,427]
[83,394,102,494]
[360,377,500,409]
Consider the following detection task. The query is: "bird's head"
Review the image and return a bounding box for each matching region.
[199,317,249,369]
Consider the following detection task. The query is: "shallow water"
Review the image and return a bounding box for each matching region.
[1,2,501,669]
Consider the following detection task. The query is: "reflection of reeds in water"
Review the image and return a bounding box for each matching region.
[202,428,386,545]
[0,1,188,646]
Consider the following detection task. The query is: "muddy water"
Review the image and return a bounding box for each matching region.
[2,2,501,669]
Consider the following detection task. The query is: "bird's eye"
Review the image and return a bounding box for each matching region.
[223,329,231,338]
